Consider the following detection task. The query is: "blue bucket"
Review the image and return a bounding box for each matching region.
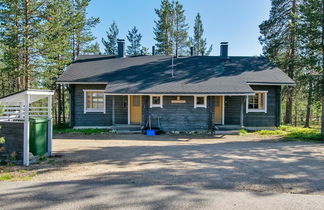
[146,129,156,136]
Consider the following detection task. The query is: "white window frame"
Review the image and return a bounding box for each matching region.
[194,95,207,108]
[83,90,106,114]
[246,91,267,113]
[150,95,163,108]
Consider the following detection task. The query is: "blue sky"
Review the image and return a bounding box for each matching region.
[86,0,271,56]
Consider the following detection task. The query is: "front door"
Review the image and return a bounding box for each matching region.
[214,96,223,124]
[130,95,142,124]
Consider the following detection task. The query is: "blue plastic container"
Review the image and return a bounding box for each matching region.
[146,129,156,136]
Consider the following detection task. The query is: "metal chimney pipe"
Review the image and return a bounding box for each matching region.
[220,42,229,58]
[117,39,125,58]
[152,46,155,55]
[190,47,194,56]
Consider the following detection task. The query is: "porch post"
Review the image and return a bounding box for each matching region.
[23,94,30,166]
[112,96,115,125]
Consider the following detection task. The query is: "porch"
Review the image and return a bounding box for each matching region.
[104,95,248,132]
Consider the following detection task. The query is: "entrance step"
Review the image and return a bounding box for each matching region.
[215,125,241,131]
[113,124,142,134]
[214,130,240,135]
[214,125,240,135]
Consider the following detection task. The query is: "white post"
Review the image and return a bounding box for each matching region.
[47,95,53,156]
[23,94,30,166]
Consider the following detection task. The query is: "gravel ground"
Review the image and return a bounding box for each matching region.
[25,133,324,195]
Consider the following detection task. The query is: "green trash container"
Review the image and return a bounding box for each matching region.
[29,117,48,156]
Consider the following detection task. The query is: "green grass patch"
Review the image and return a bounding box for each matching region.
[53,123,110,134]
[0,169,36,181]
[239,129,248,135]
[54,127,110,134]
[255,125,323,141]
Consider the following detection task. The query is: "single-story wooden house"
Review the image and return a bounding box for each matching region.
[57,41,295,132]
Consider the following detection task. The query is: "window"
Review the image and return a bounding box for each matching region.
[246,91,267,113]
[194,96,207,108]
[132,95,140,107]
[150,95,163,108]
[83,90,105,113]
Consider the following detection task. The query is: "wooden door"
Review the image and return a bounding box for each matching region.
[130,95,142,124]
[214,96,223,124]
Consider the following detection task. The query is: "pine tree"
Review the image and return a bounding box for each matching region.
[102,21,119,55]
[71,0,99,59]
[299,0,324,136]
[154,0,173,55]
[172,1,189,57]
[0,0,22,95]
[259,0,300,124]
[83,42,101,55]
[193,13,212,56]
[126,26,142,55]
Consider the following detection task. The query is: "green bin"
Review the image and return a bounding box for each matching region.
[29,117,48,156]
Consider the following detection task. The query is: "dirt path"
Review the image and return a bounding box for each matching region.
[24,133,324,195]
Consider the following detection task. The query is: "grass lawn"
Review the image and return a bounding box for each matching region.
[54,123,110,135]
[0,167,36,181]
[251,125,323,141]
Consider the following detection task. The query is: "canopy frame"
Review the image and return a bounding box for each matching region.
[0,89,54,166]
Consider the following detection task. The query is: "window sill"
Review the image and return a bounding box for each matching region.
[194,105,207,109]
[246,109,266,113]
[84,109,105,114]
[150,105,163,108]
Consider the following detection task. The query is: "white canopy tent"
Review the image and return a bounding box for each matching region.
[0,89,54,166]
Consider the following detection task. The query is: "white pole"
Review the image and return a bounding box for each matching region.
[23,94,30,166]
[47,95,52,156]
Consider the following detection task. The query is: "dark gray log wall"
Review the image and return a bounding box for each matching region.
[224,96,242,125]
[244,85,281,127]
[143,96,211,131]
[72,84,281,129]
[0,122,24,161]
[73,84,112,127]
[114,95,128,124]
[224,85,281,127]
[73,84,129,127]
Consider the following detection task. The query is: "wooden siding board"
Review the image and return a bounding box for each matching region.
[73,84,112,127]
[145,96,210,131]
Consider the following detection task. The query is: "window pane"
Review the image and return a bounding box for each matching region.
[152,96,161,105]
[248,93,265,110]
[215,96,220,106]
[133,96,140,106]
[86,92,104,110]
[196,97,205,105]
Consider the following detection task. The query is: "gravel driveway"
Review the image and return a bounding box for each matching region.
[27,133,324,195]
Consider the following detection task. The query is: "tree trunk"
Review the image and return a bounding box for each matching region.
[24,0,30,89]
[294,99,298,126]
[284,0,297,125]
[305,80,312,128]
[284,88,293,124]
[57,85,62,124]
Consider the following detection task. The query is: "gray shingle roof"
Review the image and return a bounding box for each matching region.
[58,55,295,94]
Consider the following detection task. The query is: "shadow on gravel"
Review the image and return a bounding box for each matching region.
[0,139,323,209]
